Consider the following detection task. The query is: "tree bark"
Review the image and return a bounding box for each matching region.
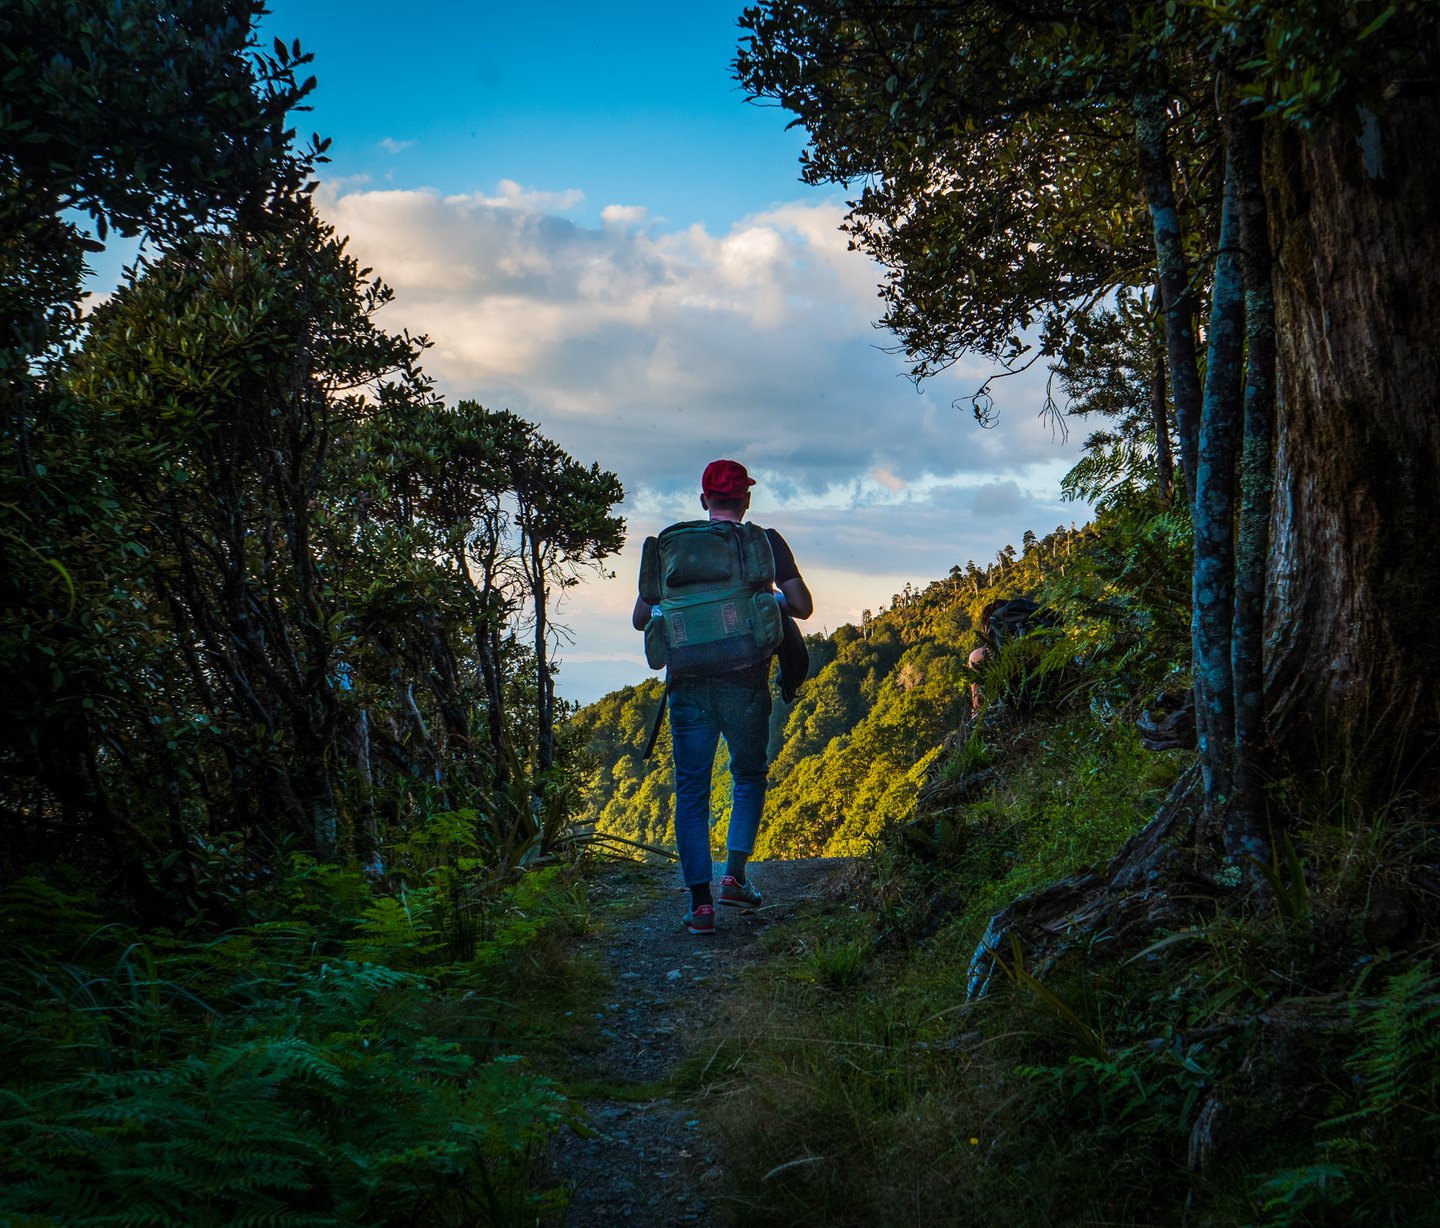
[1264,43,1440,792]
[532,536,554,784]
[1149,338,1174,507]
[1229,104,1276,847]
[1193,156,1245,817]
[1135,90,1203,508]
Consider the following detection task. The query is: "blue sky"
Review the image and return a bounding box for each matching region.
[259,2,814,230]
[96,3,1089,705]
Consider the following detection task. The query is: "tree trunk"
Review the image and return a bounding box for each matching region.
[1264,53,1440,792]
[1193,157,1245,817]
[1135,89,1203,508]
[1229,105,1276,847]
[532,543,554,783]
[1150,339,1174,507]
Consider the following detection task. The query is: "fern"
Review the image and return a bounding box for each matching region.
[1330,960,1440,1129]
[0,871,579,1226]
[1,1002,569,1225]
[1253,1164,1352,1226]
[1250,961,1440,1225]
[0,877,102,950]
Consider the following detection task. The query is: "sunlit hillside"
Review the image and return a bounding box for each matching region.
[572,514,1188,863]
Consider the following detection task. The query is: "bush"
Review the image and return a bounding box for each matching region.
[0,868,585,1226]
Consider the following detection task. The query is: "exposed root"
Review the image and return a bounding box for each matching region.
[968,764,1211,993]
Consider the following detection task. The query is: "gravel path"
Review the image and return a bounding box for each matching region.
[545,856,857,1226]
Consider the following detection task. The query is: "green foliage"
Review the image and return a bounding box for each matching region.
[797,933,870,991]
[1,1,318,242]
[1334,960,1440,1130]
[1266,959,1440,1225]
[569,678,676,854]
[1247,832,1312,925]
[761,642,966,857]
[995,933,1106,1060]
[1055,292,1174,511]
[3,4,625,914]
[0,862,595,1225]
[735,0,1180,386]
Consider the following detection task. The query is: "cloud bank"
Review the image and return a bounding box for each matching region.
[317,182,1086,702]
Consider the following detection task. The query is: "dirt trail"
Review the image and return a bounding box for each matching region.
[546,856,856,1226]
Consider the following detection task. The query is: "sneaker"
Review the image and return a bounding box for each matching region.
[683,904,716,935]
[718,875,762,909]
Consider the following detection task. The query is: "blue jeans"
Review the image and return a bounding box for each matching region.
[668,673,772,887]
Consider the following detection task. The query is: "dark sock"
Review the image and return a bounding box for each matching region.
[690,882,713,910]
[724,852,749,883]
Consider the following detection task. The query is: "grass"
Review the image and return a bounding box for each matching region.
[701,898,1158,1226]
[685,703,1440,1227]
[682,693,1440,1220]
[888,711,1186,951]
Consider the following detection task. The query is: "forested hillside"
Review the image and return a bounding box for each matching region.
[575,522,1115,860]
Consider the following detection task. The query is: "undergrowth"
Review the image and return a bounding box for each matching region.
[701,708,1440,1226]
[0,814,609,1226]
[897,710,1183,940]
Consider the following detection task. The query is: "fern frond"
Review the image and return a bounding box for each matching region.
[1328,960,1440,1129]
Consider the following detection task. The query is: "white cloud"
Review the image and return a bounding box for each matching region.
[378,137,414,154]
[601,204,648,228]
[468,179,586,212]
[313,179,1090,703]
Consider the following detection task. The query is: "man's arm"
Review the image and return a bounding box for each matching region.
[778,576,813,620]
[766,528,814,619]
[632,594,651,631]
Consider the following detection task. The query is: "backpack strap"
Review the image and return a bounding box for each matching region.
[641,673,672,761]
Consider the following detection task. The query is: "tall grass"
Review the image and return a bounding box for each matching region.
[700,706,1440,1225]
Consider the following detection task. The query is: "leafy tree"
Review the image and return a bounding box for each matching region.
[1,0,324,532]
[64,210,429,860]
[733,1,1203,407]
[2,0,321,899]
[1,1,316,239]
[505,419,625,804]
[0,4,627,907]
[737,0,1440,875]
[1054,291,1175,511]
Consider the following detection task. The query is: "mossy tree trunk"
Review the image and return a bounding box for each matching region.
[1262,58,1440,793]
[1193,153,1245,822]
[1134,88,1202,512]
[1230,106,1276,840]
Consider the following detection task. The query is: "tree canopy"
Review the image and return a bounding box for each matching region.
[737,0,1440,877]
[1,1,625,908]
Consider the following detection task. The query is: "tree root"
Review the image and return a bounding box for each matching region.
[968,763,1212,995]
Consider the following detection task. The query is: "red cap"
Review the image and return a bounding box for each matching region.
[702,459,756,500]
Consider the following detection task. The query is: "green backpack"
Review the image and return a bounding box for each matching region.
[638,519,784,675]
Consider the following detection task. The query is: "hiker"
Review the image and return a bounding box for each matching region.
[969,596,1056,715]
[632,459,813,935]
[968,599,1003,714]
